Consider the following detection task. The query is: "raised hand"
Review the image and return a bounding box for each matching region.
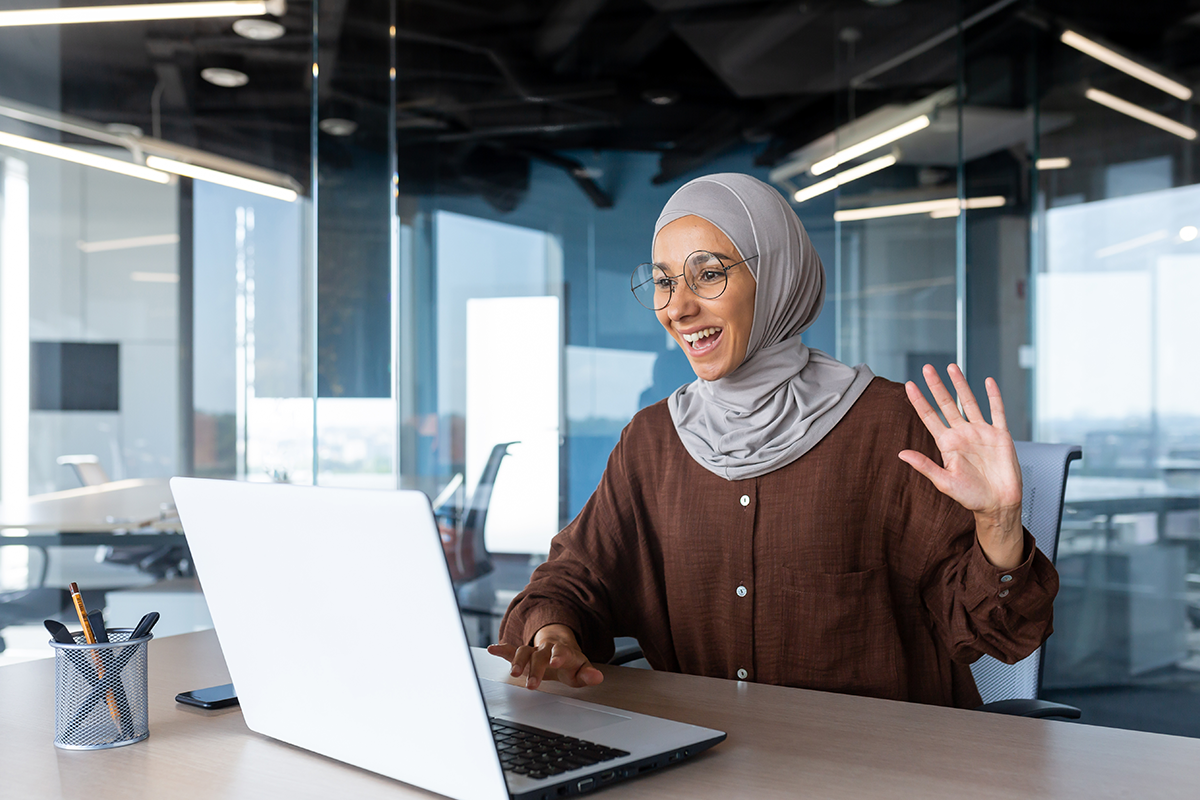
[487,623,604,690]
[899,364,1024,570]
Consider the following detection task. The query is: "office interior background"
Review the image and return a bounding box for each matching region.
[0,0,1198,739]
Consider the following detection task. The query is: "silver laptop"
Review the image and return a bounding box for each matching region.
[170,478,724,800]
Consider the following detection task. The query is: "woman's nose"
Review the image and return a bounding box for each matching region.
[668,286,700,319]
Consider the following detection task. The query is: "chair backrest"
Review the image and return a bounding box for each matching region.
[456,441,518,581]
[56,454,110,487]
[970,441,1082,704]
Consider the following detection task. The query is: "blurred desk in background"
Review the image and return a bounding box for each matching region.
[0,478,183,548]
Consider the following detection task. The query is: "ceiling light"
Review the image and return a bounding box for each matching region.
[793,154,896,204]
[201,68,249,88]
[146,155,298,201]
[1085,88,1197,141]
[1061,30,1192,101]
[927,196,1007,218]
[810,115,930,176]
[0,1,285,27]
[232,17,284,40]
[834,196,1006,222]
[1036,157,1071,170]
[1094,230,1169,259]
[642,90,680,106]
[0,131,170,183]
[318,118,358,137]
[78,234,180,253]
[130,272,181,283]
[1181,226,1198,242]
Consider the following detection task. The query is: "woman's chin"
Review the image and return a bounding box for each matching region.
[684,354,732,382]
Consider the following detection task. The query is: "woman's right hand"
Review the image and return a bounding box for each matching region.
[486,623,605,690]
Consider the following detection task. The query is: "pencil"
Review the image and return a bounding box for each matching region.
[68,582,124,734]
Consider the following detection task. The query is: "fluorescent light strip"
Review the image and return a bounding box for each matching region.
[928,196,1007,219]
[1061,30,1192,102]
[145,156,298,201]
[0,1,281,27]
[1094,229,1169,259]
[810,115,930,176]
[78,233,180,253]
[0,131,171,183]
[130,271,181,283]
[834,196,1006,222]
[1035,157,1071,170]
[793,154,897,204]
[1085,88,1197,141]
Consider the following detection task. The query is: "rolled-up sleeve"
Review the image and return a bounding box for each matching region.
[921,522,1058,665]
[498,431,645,665]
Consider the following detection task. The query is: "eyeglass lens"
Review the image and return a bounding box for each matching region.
[630,250,729,310]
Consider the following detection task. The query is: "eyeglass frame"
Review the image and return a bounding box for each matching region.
[629,250,758,311]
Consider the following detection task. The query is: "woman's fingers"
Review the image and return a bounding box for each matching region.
[922,364,964,425]
[488,639,603,689]
[486,643,516,662]
[946,364,984,424]
[526,645,555,689]
[550,643,604,688]
[986,377,1009,432]
[898,448,953,495]
[904,380,949,439]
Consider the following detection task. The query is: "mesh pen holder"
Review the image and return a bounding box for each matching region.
[50,629,152,750]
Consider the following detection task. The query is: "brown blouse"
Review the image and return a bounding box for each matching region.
[500,377,1058,708]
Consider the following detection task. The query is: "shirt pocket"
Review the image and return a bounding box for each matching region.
[780,564,907,700]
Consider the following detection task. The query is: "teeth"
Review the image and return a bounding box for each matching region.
[682,327,720,344]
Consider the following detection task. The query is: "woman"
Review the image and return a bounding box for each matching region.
[488,173,1057,708]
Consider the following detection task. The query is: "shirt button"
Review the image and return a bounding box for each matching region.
[736,585,747,597]
[739,495,750,507]
[737,668,748,680]
[999,589,1010,598]
[1000,574,1013,583]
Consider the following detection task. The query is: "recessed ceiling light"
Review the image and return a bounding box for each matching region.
[1181,226,1199,242]
[642,89,679,106]
[233,17,284,40]
[319,118,358,136]
[201,67,249,88]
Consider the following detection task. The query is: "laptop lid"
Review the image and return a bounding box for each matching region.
[170,478,509,800]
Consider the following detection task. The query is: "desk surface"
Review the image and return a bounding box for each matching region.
[2,630,1198,799]
[0,478,178,532]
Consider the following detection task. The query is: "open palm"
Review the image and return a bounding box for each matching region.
[899,363,1022,521]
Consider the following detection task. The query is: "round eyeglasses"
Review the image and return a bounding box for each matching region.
[630,250,757,311]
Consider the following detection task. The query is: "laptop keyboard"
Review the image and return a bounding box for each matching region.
[490,718,630,780]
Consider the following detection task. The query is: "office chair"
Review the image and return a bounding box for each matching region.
[56,455,192,580]
[612,441,1085,720]
[440,441,518,586]
[972,440,1082,719]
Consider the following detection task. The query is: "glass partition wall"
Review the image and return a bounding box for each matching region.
[2,0,1198,738]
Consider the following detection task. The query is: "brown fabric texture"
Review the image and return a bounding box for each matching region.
[499,377,1059,708]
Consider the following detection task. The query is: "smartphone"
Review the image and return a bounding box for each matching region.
[175,683,239,709]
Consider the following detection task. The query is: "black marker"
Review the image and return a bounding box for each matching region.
[130,611,160,640]
[44,619,75,644]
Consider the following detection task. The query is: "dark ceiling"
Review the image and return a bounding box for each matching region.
[25,0,1200,210]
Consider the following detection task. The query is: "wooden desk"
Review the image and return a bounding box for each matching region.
[2,630,1198,799]
[0,478,183,548]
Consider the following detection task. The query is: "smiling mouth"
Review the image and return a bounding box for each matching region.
[681,327,722,354]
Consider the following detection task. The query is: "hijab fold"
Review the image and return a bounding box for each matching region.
[657,174,874,481]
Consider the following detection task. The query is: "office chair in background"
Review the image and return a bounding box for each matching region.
[436,441,517,586]
[612,441,1085,720]
[59,455,192,580]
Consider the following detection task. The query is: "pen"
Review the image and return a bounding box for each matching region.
[68,582,124,734]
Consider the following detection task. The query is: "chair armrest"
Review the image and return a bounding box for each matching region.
[609,644,645,666]
[977,699,1081,719]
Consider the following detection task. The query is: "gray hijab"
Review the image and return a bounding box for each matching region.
[657,173,875,481]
